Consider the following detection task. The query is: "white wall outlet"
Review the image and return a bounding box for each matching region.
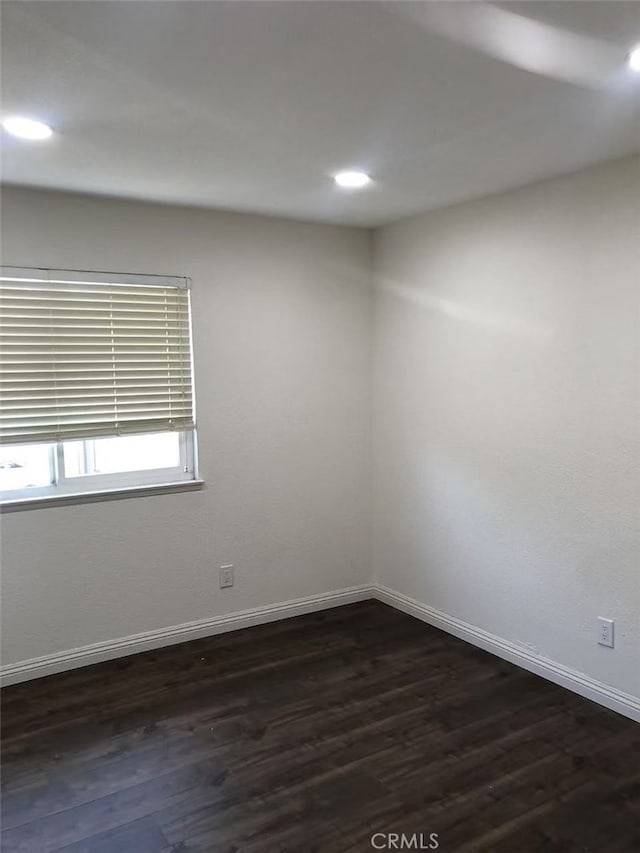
[597,617,614,648]
[219,565,234,589]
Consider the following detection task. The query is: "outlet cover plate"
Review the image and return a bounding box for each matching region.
[220,565,234,589]
[598,617,614,648]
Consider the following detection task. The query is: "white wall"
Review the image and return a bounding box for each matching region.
[0,187,372,666]
[373,156,640,700]
[3,158,638,710]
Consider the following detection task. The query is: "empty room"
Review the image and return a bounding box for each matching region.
[0,2,639,852]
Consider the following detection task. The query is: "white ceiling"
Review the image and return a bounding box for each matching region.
[1,1,639,226]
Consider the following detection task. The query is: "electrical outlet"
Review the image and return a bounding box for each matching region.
[597,617,614,648]
[220,565,234,588]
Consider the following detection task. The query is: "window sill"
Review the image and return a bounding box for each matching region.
[0,479,205,512]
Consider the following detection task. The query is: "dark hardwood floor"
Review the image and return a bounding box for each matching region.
[2,600,639,853]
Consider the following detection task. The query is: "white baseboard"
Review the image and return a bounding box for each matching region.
[4,581,638,724]
[0,584,374,686]
[373,583,640,724]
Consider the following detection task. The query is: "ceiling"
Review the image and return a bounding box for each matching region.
[1,1,639,226]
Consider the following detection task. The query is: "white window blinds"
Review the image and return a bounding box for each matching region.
[0,268,195,445]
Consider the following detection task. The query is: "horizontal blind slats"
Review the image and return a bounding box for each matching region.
[1,398,193,414]
[0,270,195,445]
[1,383,191,391]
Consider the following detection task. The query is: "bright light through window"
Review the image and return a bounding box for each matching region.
[0,430,193,501]
[0,443,54,491]
[63,432,182,477]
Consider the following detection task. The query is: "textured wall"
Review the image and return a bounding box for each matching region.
[372,156,640,698]
[0,187,372,664]
[3,158,638,704]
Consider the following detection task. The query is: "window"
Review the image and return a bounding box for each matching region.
[0,268,199,506]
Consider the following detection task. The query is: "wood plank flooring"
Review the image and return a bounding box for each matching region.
[2,600,639,853]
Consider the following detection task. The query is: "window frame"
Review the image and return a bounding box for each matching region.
[0,266,202,510]
[0,429,200,508]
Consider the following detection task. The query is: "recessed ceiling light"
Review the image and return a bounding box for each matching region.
[2,116,53,140]
[628,45,640,71]
[334,171,371,189]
